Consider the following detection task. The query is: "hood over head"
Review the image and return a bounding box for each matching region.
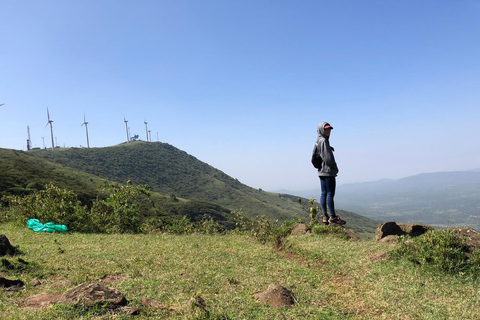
[317,122,333,139]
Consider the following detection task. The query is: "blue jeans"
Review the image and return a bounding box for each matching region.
[319,176,336,218]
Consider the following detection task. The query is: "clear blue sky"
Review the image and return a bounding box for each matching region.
[1,0,479,191]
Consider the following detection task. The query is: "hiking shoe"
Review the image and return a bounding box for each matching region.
[329,216,346,225]
[322,216,330,224]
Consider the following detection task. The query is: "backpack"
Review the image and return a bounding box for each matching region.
[311,143,322,169]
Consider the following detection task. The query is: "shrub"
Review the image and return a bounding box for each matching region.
[195,215,224,234]
[390,230,480,275]
[89,180,153,233]
[2,183,88,230]
[231,210,298,243]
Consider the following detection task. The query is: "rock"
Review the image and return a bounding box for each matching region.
[375,222,434,241]
[290,224,311,235]
[379,235,398,243]
[448,227,480,252]
[22,292,63,308]
[0,276,24,292]
[254,284,295,308]
[118,306,141,316]
[0,234,16,256]
[59,283,127,307]
[344,228,361,241]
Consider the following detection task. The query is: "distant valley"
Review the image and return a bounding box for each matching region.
[279,169,480,230]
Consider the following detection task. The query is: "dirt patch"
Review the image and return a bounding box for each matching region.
[21,292,63,308]
[254,284,295,308]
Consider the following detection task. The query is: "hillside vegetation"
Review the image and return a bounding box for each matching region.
[0,143,378,238]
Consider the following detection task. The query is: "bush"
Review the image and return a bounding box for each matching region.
[231,210,298,243]
[390,230,480,275]
[2,181,157,234]
[2,183,89,231]
[89,180,153,233]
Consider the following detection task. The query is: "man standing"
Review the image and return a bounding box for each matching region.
[311,122,346,225]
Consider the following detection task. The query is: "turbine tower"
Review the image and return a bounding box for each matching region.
[26,126,32,151]
[144,120,149,142]
[45,108,55,151]
[81,113,90,148]
[124,117,130,143]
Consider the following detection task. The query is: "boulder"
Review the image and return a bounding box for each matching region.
[448,227,480,252]
[254,284,295,308]
[0,235,16,256]
[59,283,127,307]
[375,222,433,241]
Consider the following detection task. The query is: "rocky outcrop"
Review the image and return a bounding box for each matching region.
[448,227,480,253]
[0,235,17,256]
[375,222,434,241]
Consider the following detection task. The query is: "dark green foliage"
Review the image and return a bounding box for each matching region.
[390,230,480,275]
[89,180,153,233]
[3,183,89,231]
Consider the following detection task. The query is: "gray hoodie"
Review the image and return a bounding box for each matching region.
[312,121,339,177]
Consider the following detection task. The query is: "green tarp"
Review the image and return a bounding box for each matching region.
[27,219,68,233]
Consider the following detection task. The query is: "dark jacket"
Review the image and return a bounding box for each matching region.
[312,121,339,177]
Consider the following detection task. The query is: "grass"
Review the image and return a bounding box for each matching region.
[1,223,479,319]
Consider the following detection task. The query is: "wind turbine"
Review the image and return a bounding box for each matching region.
[26,126,32,151]
[45,108,55,151]
[81,113,90,148]
[124,117,130,143]
[144,120,149,142]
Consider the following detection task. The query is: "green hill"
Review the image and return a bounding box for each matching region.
[0,147,232,227]
[29,141,311,222]
[1,142,378,237]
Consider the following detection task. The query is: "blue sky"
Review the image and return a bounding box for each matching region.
[1,0,479,191]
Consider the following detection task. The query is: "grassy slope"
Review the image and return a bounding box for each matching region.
[1,223,479,319]
[0,148,102,203]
